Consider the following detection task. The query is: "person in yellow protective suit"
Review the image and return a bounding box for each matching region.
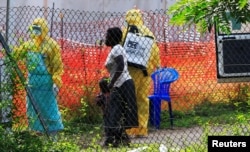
[122,8,161,137]
[13,18,64,135]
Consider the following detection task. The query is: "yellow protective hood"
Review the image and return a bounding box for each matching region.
[124,8,154,38]
[30,18,49,40]
[125,9,144,26]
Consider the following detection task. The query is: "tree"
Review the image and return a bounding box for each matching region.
[167,0,250,34]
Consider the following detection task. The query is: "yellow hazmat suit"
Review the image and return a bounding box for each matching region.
[14,18,63,87]
[123,9,161,136]
[13,18,64,133]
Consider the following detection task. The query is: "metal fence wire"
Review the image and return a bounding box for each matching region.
[0,6,250,151]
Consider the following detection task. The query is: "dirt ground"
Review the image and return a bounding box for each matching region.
[131,126,204,149]
[99,126,206,151]
[127,125,237,151]
[98,124,249,151]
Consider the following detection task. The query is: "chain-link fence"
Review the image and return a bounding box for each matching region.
[0,6,250,151]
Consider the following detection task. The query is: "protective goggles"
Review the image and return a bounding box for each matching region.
[29,25,42,36]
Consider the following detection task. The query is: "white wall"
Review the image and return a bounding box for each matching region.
[1,0,177,12]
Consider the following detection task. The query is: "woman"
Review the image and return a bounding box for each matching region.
[103,27,138,147]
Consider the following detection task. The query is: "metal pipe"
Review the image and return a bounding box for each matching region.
[5,0,10,43]
[50,2,55,37]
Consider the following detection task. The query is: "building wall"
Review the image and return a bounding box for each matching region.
[1,0,176,12]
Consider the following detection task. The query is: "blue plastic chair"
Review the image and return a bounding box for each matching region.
[148,68,179,129]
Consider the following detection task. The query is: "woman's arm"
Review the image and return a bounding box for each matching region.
[108,55,124,89]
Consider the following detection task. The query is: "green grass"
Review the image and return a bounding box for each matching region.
[2,99,250,151]
[160,100,250,128]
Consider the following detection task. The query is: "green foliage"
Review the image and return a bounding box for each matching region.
[168,0,250,34]
[228,84,250,112]
[43,139,80,152]
[179,144,207,152]
[193,100,234,116]
[0,128,81,152]
[78,96,103,124]
[61,97,103,128]
[0,129,45,152]
[161,97,250,128]
[0,49,16,131]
